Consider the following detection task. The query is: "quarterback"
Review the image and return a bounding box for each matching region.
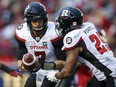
[15,2,65,87]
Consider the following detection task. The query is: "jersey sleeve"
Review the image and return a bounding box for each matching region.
[62,30,82,51]
[15,24,26,43]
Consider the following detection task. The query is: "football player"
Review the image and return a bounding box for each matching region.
[47,7,116,87]
[15,2,65,87]
[74,28,107,87]
[0,63,23,78]
[58,28,107,87]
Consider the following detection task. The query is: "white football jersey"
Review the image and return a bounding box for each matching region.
[16,21,61,62]
[62,22,116,80]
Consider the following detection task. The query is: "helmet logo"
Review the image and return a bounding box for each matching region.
[17,24,23,30]
[61,10,69,19]
[66,37,72,44]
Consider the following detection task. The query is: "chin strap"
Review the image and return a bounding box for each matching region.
[42,62,56,70]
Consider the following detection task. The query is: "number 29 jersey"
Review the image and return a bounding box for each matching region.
[62,22,116,80]
[15,21,62,62]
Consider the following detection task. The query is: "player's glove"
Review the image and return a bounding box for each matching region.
[8,70,23,78]
[47,70,59,82]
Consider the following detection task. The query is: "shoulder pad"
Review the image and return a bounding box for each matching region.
[15,23,29,42]
[62,30,82,51]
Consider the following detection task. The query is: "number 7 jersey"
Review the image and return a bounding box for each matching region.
[62,22,116,80]
[15,21,62,62]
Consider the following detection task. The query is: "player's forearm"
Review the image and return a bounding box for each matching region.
[55,60,75,79]
[54,60,65,70]
[55,48,79,79]
[55,67,72,79]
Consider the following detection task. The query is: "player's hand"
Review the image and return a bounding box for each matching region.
[18,64,26,71]
[8,70,23,78]
[17,60,25,71]
[46,70,59,82]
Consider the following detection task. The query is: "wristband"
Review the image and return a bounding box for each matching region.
[43,62,56,70]
[31,62,56,72]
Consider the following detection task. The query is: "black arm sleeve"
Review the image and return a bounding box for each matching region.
[15,35,27,60]
[52,37,66,61]
[0,64,14,73]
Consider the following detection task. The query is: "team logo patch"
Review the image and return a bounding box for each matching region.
[42,42,47,46]
[17,24,23,30]
[35,37,40,42]
[66,37,72,44]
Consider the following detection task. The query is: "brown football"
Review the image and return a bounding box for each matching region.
[22,53,37,71]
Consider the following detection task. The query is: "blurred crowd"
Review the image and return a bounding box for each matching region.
[0,0,115,86]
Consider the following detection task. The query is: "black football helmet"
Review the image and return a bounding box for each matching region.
[24,2,48,32]
[55,7,83,35]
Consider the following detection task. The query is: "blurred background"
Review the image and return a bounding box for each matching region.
[0,0,115,87]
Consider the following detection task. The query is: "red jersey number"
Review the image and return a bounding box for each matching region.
[89,32,110,54]
[34,51,45,62]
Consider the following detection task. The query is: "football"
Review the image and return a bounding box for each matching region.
[22,53,37,71]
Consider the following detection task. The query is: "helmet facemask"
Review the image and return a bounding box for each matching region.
[25,14,48,33]
[31,17,47,32]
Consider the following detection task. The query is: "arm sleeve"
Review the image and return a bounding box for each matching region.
[0,64,14,73]
[15,35,27,60]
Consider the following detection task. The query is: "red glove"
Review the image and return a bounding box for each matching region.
[9,70,23,78]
